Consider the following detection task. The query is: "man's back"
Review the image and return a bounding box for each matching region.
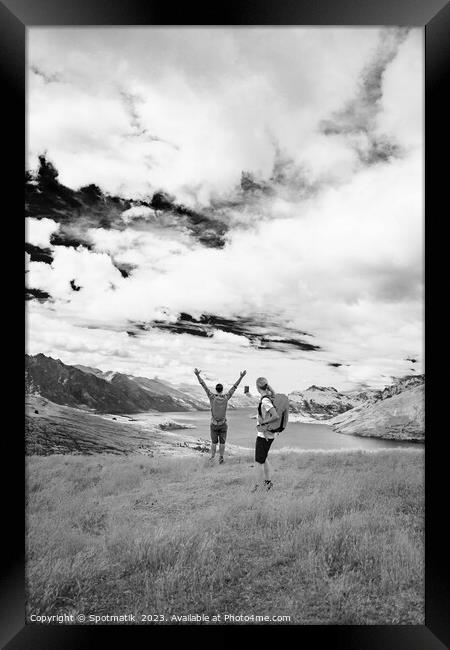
[194,368,247,463]
[194,368,247,424]
[209,392,230,425]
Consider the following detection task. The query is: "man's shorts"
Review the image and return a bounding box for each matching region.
[255,436,274,463]
[210,422,228,444]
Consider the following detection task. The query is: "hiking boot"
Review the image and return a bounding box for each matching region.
[209,456,216,463]
[219,457,224,464]
[264,480,274,491]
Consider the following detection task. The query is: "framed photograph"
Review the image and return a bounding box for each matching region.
[3,0,448,647]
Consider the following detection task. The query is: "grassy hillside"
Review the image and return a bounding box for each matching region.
[26,449,424,624]
[25,396,210,456]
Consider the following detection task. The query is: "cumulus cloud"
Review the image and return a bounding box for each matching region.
[25,27,424,390]
[26,218,60,248]
[27,27,386,202]
[27,245,125,302]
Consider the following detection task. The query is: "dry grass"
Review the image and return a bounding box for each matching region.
[26,449,424,624]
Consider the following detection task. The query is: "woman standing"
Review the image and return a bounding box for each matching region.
[252,377,279,492]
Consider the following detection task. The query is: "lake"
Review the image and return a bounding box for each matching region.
[132,407,423,452]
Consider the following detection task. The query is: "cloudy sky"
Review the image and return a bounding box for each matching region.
[25,27,424,392]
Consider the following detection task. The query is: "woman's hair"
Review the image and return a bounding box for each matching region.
[256,376,275,397]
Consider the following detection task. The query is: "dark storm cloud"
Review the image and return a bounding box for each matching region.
[25,287,51,302]
[26,156,229,249]
[131,313,320,353]
[116,266,131,278]
[50,232,93,250]
[148,192,228,247]
[25,242,53,264]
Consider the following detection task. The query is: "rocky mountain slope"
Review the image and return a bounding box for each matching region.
[288,385,382,421]
[26,354,208,414]
[74,365,207,411]
[329,383,424,441]
[26,353,255,415]
[378,374,424,400]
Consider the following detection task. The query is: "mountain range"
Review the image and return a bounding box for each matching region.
[25,354,207,413]
[25,354,257,414]
[25,353,425,442]
[287,385,382,421]
[288,376,424,440]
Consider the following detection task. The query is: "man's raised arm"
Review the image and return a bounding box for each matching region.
[193,368,212,398]
[226,370,247,399]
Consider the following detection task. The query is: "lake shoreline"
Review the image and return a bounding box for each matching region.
[101,407,424,454]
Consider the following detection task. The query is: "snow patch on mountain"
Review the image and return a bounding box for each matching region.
[288,385,380,421]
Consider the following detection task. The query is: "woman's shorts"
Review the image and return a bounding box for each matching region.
[210,422,228,444]
[255,436,274,463]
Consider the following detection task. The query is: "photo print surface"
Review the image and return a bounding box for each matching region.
[25,27,424,625]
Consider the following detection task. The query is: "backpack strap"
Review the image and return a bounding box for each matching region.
[258,395,274,417]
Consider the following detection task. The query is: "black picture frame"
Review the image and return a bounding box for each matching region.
[5,0,449,647]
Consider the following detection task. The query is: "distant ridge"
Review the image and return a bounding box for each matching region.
[25,354,425,439]
[288,384,382,420]
[25,353,207,414]
[287,375,424,427]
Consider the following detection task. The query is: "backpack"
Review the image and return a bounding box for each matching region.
[211,394,228,425]
[258,393,290,433]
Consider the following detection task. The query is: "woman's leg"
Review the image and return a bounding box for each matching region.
[263,458,272,481]
[255,461,265,486]
[255,437,265,482]
[253,438,272,489]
